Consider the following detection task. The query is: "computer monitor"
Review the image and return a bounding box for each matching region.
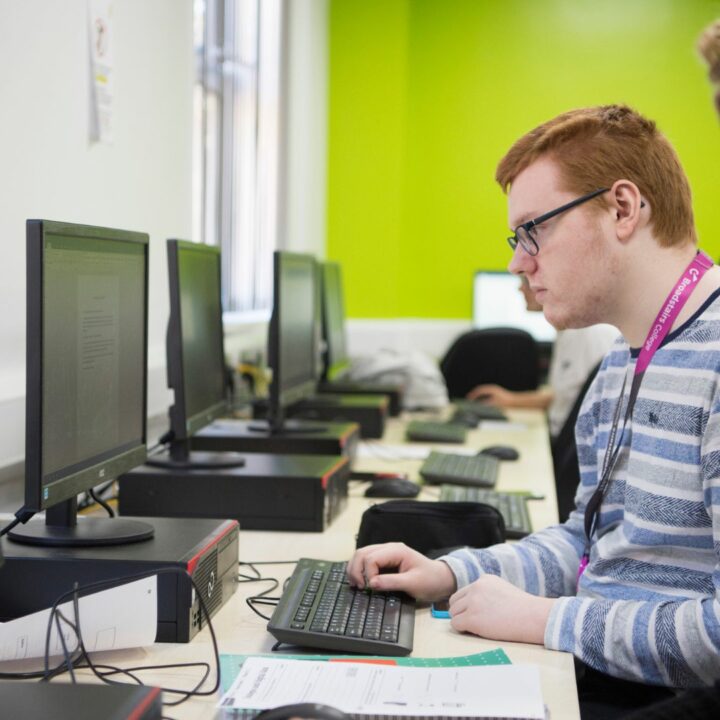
[266,251,320,432]
[472,271,557,343]
[320,262,350,381]
[9,220,154,547]
[151,239,244,468]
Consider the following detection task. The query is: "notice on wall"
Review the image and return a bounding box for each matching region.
[88,0,115,144]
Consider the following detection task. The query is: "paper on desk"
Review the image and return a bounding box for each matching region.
[357,442,433,460]
[0,576,156,662]
[218,656,545,719]
[480,420,528,432]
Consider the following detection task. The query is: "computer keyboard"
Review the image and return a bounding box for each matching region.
[267,558,415,656]
[453,400,508,421]
[449,409,480,428]
[420,451,499,488]
[439,485,533,539]
[405,420,467,444]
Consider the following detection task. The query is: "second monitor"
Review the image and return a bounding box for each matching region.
[154,242,359,459]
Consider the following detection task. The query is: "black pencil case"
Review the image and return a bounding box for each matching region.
[356,500,506,557]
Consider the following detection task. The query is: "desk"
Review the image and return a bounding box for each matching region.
[2,410,580,719]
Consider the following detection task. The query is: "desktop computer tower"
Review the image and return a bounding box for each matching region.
[317,380,403,417]
[118,453,350,532]
[252,394,388,438]
[0,517,239,643]
[190,417,360,458]
[2,683,163,720]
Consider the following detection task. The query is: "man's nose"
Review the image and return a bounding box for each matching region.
[508,244,536,275]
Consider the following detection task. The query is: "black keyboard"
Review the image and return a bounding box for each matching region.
[439,485,533,538]
[453,400,508,421]
[405,420,467,444]
[449,409,480,428]
[267,558,415,656]
[420,451,499,488]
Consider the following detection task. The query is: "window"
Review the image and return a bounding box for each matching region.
[193,0,283,315]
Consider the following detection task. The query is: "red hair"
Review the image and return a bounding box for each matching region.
[496,105,696,247]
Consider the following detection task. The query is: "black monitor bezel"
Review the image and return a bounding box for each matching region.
[166,239,229,442]
[25,219,149,513]
[267,250,319,430]
[320,261,350,381]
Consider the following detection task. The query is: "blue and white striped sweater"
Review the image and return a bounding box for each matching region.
[443,290,720,687]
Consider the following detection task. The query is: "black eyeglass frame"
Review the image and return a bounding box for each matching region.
[507,187,610,256]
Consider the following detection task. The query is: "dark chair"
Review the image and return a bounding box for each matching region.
[551,362,601,523]
[440,327,540,399]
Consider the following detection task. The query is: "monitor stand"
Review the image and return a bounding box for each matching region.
[7,498,154,548]
[145,439,245,470]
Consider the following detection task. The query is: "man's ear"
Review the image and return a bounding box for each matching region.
[609,180,644,243]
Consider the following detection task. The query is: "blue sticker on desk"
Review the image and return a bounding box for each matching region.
[219,649,511,693]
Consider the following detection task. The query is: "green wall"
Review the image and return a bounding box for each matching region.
[328,0,720,319]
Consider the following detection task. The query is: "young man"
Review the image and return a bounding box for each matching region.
[348,106,720,705]
[467,275,617,439]
[698,18,720,118]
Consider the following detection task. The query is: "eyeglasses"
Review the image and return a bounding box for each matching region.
[507,187,609,256]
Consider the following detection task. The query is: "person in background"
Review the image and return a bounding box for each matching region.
[698,18,720,118]
[467,275,617,438]
[349,104,720,718]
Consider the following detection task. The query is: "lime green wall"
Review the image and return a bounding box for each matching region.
[328,0,720,319]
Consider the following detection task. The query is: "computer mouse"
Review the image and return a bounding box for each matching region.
[364,478,421,498]
[479,444,520,461]
[255,703,349,720]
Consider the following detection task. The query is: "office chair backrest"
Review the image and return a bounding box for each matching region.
[551,361,601,523]
[440,327,540,399]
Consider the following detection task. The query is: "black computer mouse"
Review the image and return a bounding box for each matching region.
[479,444,520,461]
[255,703,349,720]
[364,478,421,498]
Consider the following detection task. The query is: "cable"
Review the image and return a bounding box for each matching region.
[239,561,295,621]
[28,567,222,708]
[0,507,35,537]
[88,488,115,518]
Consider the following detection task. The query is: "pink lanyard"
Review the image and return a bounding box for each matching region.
[577,250,714,585]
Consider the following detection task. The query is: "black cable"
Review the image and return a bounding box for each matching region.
[147,439,167,454]
[88,488,115,518]
[245,597,277,621]
[53,608,77,683]
[33,567,221,707]
[0,507,35,537]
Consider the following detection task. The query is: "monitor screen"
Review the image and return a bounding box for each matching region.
[472,271,557,343]
[166,240,227,440]
[14,219,151,546]
[321,262,350,381]
[267,251,319,428]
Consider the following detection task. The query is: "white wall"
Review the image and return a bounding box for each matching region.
[0,0,193,467]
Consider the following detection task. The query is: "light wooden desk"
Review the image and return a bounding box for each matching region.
[5,410,580,719]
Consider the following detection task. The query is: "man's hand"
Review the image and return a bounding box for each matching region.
[466,384,516,406]
[346,543,457,603]
[449,574,556,644]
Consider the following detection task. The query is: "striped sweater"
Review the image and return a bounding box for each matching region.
[444,290,720,688]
